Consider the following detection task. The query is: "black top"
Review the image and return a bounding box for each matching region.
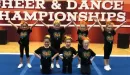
[77,29,88,45]
[78,48,96,65]
[59,46,77,59]
[103,29,116,44]
[35,46,57,60]
[48,27,65,44]
[17,28,32,44]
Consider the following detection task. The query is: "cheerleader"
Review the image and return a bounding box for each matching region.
[59,35,77,74]
[72,20,96,68]
[8,20,38,68]
[95,18,126,71]
[34,36,59,74]
[40,20,73,68]
[78,37,96,75]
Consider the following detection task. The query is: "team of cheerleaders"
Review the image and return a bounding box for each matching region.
[8,18,126,75]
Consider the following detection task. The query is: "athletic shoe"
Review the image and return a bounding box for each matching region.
[104,65,110,71]
[56,63,60,68]
[51,63,54,68]
[77,64,81,68]
[40,65,42,69]
[17,63,23,68]
[27,63,32,68]
[108,65,111,70]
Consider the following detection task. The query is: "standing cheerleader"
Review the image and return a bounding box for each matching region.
[95,18,126,71]
[59,35,77,74]
[34,36,59,74]
[8,20,38,68]
[40,20,72,68]
[78,37,96,75]
[72,20,96,68]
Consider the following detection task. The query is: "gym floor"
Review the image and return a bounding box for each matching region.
[0,42,130,75]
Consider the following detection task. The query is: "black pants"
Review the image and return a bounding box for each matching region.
[81,65,91,75]
[78,44,83,58]
[51,42,60,60]
[41,59,51,74]
[62,59,72,73]
[78,43,83,50]
[19,44,29,58]
[104,44,113,59]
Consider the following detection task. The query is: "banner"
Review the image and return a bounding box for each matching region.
[0,0,126,22]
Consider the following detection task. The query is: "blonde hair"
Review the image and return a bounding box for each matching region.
[20,20,28,26]
[20,20,25,25]
[106,21,114,27]
[44,35,51,42]
[64,35,72,41]
[53,20,61,25]
[80,20,88,26]
[45,35,50,38]
[81,36,90,42]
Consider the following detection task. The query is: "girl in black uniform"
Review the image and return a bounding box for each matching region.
[73,20,96,68]
[59,36,77,74]
[95,18,126,71]
[8,20,38,68]
[78,37,96,75]
[34,36,59,74]
[40,20,72,68]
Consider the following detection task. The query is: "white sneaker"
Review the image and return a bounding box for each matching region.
[27,63,32,68]
[40,65,42,69]
[104,65,110,71]
[51,63,54,69]
[17,63,23,68]
[77,64,81,68]
[56,63,60,68]
[108,65,111,70]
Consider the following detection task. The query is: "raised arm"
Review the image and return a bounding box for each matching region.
[114,21,126,31]
[30,20,39,29]
[95,18,104,31]
[88,22,96,31]
[72,21,78,30]
[40,21,49,28]
[8,20,18,29]
[64,21,72,29]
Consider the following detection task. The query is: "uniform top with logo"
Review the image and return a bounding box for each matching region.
[35,46,57,61]
[59,46,77,60]
[103,29,116,45]
[48,27,65,44]
[77,29,88,45]
[17,28,32,45]
[78,48,96,65]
